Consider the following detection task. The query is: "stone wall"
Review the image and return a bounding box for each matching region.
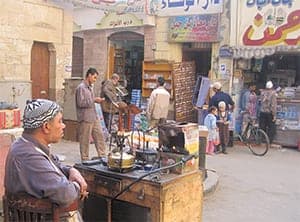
[0,0,73,112]
[155,17,182,63]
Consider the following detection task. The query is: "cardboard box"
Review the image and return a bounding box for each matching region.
[0,110,6,129]
[12,109,21,127]
[0,109,20,129]
[158,122,199,155]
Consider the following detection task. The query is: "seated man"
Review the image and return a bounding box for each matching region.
[4,99,88,221]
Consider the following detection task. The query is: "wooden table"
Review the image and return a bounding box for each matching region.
[75,163,203,222]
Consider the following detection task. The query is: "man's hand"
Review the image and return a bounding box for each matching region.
[94,97,105,103]
[69,168,88,199]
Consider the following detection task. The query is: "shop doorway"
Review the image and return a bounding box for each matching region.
[182,48,211,77]
[260,54,300,88]
[31,42,50,99]
[238,54,300,91]
[108,32,144,100]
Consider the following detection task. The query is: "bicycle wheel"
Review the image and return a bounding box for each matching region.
[247,128,270,156]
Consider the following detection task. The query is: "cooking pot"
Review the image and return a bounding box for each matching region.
[108,152,135,170]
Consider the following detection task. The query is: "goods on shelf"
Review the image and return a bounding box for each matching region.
[142,62,172,98]
[274,97,300,147]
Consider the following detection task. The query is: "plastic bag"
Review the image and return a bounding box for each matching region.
[213,132,220,146]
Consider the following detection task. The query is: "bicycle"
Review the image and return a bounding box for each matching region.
[237,115,270,156]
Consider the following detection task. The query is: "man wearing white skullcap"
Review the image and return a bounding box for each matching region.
[209,81,235,111]
[259,81,277,144]
[5,99,87,221]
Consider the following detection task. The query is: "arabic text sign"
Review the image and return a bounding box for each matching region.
[239,0,300,46]
[149,0,223,16]
[168,14,220,42]
[246,0,293,11]
[61,0,146,13]
[96,13,143,29]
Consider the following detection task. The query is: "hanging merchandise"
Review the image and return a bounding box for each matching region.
[95,103,109,139]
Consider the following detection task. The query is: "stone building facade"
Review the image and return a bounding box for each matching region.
[0,0,73,114]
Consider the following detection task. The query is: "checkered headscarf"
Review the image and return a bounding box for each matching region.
[23,99,61,129]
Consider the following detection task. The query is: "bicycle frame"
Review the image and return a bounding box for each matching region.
[241,118,255,141]
[238,117,269,156]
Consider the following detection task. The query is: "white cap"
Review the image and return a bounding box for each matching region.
[218,101,226,108]
[266,81,273,89]
[211,82,222,90]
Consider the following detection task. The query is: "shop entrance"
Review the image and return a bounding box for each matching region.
[260,54,300,88]
[238,54,300,90]
[108,32,144,100]
[31,41,50,99]
[182,47,212,77]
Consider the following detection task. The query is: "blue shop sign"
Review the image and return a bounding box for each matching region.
[219,45,233,58]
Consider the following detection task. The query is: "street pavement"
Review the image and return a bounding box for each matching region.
[203,145,300,222]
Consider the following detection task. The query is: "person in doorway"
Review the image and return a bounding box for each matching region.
[146,76,171,128]
[209,81,235,111]
[240,82,258,131]
[204,106,219,155]
[101,73,127,131]
[259,80,277,144]
[75,67,107,161]
[216,101,232,154]
[4,99,87,221]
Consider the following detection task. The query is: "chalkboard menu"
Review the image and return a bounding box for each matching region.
[173,61,196,123]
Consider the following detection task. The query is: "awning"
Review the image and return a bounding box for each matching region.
[232,45,300,59]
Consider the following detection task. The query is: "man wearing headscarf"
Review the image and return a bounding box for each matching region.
[4,99,87,221]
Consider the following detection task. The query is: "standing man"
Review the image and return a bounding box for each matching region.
[4,99,87,221]
[101,73,127,131]
[146,76,170,128]
[240,82,258,131]
[209,81,235,111]
[259,80,277,144]
[76,67,107,161]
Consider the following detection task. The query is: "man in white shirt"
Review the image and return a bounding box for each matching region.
[146,77,170,128]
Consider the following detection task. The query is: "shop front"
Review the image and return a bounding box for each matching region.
[70,0,225,124]
[230,0,300,146]
[159,1,224,123]
[72,6,156,98]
